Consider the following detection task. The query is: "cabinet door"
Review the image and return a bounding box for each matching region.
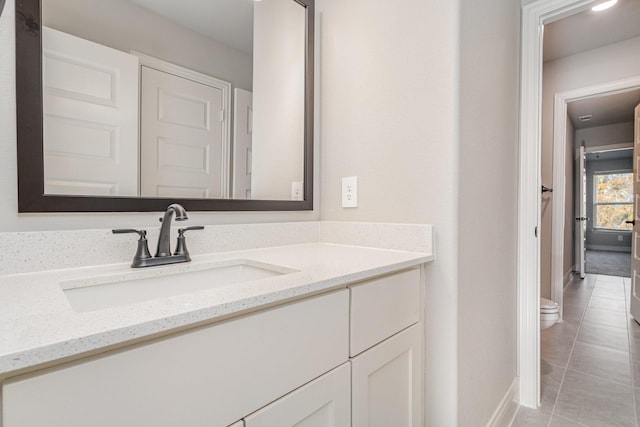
[245,363,350,427]
[351,323,423,427]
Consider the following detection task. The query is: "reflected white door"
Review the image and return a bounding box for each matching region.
[575,146,587,279]
[630,103,640,321]
[42,27,139,196]
[140,66,226,198]
[232,89,253,199]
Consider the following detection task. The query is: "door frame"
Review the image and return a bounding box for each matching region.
[518,0,600,408]
[551,77,640,323]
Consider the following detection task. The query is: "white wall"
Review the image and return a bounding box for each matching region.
[318,0,520,424]
[0,1,319,232]
[43,0,252,91]
[251,0,305,200]
[540,35,640,299]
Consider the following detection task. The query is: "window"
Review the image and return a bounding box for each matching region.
[593,171,633,231]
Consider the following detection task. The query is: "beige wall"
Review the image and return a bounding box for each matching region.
[0,1,319,232]
[457,0,520,424]
[317,0,460,422]
[541,35,640,299]
[318,0,520,424]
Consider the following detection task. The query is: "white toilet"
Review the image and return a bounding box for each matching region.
[540,298,560,329]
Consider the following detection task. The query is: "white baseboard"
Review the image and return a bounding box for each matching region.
[486,377,519,427]
[563,269,574,286]
[586,245,631,253]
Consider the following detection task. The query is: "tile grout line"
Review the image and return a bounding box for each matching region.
[564,366,633,389]
[546,275,595,427]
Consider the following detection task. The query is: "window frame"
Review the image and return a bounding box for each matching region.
[592,169,634,232]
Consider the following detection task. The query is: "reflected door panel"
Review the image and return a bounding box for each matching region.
[233,88,253,199]
[42,26,139,196]
[140,66,226,198]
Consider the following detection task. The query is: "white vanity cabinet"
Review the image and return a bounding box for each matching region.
[2,290,350,427]
[1,267,424,427]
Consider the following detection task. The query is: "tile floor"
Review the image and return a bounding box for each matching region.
[513,274,640,426]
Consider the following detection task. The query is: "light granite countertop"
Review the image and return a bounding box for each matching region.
[0,242,432,378]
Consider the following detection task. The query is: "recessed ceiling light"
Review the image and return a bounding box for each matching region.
[578,115,592,121]
[592,0,618,12]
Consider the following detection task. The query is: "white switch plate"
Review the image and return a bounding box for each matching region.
[342,176,358,208]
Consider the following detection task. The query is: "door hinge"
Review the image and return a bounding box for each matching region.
[535,226,538,238]
[220,110,225,122]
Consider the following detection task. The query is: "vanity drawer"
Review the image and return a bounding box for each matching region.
[2,290,349,427]
[350,268,420,356]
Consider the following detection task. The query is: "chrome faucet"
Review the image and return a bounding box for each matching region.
[156,203,188,257]
[113,203,204,268]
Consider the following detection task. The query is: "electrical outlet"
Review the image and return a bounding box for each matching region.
[342,176,358,208]
[291,181,303,201]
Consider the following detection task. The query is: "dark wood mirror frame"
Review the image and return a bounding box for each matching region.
[15,0,314,213]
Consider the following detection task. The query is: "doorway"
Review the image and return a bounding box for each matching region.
[519,0,640,408]
[583,148,633,277]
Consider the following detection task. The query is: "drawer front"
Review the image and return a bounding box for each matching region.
[2,290,349,427]
[350,268,420,356]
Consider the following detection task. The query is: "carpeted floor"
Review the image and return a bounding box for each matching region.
[585,250,631,277]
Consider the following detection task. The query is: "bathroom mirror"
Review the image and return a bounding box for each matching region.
[15,0,314,212]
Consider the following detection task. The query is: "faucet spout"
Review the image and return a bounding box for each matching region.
[156,203,188,257]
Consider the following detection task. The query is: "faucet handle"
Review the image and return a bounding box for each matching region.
[179,226,205,233]
[112,229,152,262]
[174,226,205,256]
[113,228,146,237]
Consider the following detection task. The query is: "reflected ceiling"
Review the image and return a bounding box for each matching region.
[128,0,254,54]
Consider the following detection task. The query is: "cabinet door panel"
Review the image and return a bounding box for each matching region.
[245,363,350,427]
[351,323,423,427]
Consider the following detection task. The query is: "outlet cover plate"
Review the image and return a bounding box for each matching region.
[291,181,303,201]
[342,176,358,208]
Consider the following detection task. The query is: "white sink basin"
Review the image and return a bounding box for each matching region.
[61,260,296,312]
